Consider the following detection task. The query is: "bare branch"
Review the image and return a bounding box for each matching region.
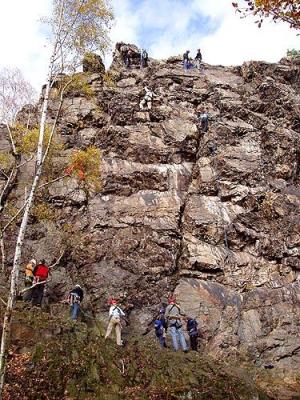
[17,155,34,170]
[5,124,17,156]
[19,279,51,294]
[0,169,9,180]
[0,238,5,272]
[0,297,7,307]
[2,200,28,233]
[38,173,69,190]
[49,250,65,269]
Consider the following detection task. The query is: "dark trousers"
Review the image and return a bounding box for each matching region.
[157,335,167,348]
[201,119,208,132]
[189,335,198,351]
[32,284,45,306]
[23,280,33,302]
[124,56,131,68]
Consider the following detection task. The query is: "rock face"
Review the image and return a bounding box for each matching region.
[3,44,300,393]
[82,52,105,75]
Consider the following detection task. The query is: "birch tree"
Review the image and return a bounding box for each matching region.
[0,67,37,125]
[0,0,113,395]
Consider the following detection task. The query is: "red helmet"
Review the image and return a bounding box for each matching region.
[109,298,117,305]
[168,296,176,304]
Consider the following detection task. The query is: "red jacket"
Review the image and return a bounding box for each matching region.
[33,264,49,281]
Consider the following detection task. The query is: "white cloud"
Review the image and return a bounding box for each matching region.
[0,0,52,92]
[190,0,300,65]
[111,0,299,65]
[0,0,298,92]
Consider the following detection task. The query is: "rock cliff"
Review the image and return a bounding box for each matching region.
[1,43,300,397]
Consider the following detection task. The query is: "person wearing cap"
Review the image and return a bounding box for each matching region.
[165,297,188,352]
[105,299,126,346]
[68,284,84,320]
[23,258,36,301]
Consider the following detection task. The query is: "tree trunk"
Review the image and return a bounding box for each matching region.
[0,40,58,397]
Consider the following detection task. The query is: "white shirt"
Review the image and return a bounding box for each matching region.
[109,305,125,318]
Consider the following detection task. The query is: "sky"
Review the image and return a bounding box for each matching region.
[0,0,299,92]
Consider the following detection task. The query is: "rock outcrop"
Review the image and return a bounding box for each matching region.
[2,45,300,397]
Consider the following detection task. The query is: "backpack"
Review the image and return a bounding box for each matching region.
[34,265,49,281]
[69,292,81,305]
[154,319,164,337]
[142,50,148,60]
[187,319,198,336]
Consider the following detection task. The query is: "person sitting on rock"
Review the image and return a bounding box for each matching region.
[140,86,156,110]
[31,259,49,307]
[186,317,199,351]
[194,49,203,71]
[68,284,84,321]
[140,49,149,68]
[165,296,188,352]
[105,298,126,346]
[183,50,191,70]
[198,109,209,132]
[23,258,36,302]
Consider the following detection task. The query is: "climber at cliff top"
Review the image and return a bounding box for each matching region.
[140,86,156,110]
[194,49,202,71]
[165,297,188,352]
[140,48,148,68]
[68,284,84,321]
[183,50,192,70]
[105,298,126,346]
[122,47,132,68]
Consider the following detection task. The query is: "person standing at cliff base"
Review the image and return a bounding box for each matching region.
[68,284,84,321]
[154,306,168,348]
[31,259,49,307]
[165,297,188,352]
[23,258,36,301]
[187,317,199,351]
[105,298,126,346]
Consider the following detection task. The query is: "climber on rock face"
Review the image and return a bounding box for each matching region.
[23,258,36,302]
[194,49,203,71]
[165,296,188,352]
[140,86,156,110]
[105,298,126,346]
[198,109,209,132]
[183,50,191,70]
[31,259,49,307]
[68,284,84,321]
[140,49,149,68]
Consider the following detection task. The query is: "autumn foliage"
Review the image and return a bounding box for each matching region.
[232,0,300,29]
[65,146,101,189]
